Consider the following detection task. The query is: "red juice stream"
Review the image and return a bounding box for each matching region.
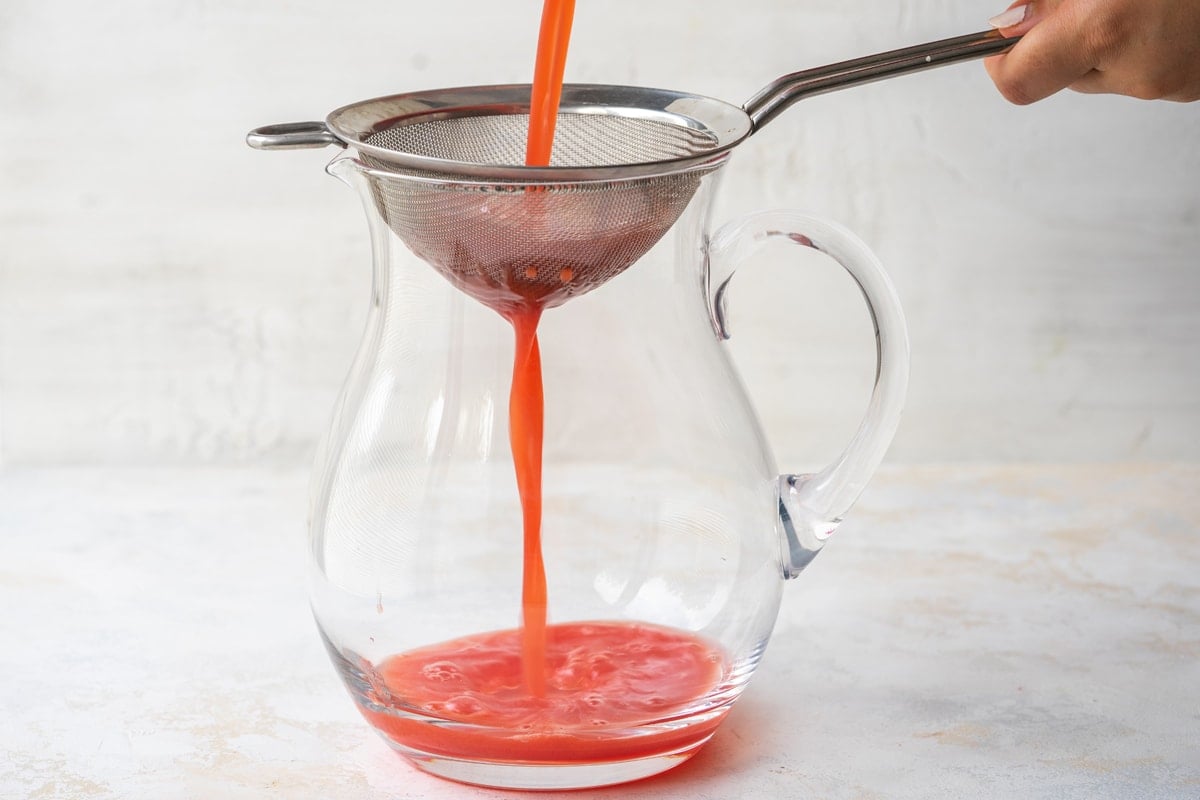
[510,0,575,695]
[507,307,547,696]
[525,0,575,167]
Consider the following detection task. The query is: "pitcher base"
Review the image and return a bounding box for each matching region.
[387,734,716,790]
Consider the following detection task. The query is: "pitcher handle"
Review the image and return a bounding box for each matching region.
[708,210,909,578]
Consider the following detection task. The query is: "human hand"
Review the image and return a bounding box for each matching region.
[984,0,1200,104]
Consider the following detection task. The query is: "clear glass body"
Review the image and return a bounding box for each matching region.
[308,155,907,790]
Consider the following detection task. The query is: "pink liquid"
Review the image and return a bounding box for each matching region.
[360,621,729,762]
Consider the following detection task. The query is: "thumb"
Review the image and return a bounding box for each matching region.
[984,0,1098,104]
[987,1,1046,35]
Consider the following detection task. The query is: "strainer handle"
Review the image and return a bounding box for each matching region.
[708,211,909,578]
[744,29,1020,131]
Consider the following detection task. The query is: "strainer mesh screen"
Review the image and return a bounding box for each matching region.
[360,110,723,314]
[365,114,719,167]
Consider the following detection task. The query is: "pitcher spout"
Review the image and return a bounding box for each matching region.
[325,154,361,187]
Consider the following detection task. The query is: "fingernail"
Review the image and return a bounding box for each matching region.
[988,3,1030,28]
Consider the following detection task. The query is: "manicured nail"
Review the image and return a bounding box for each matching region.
[988,4,1030,28]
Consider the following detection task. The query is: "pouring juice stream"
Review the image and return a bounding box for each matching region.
[511,0,575,697]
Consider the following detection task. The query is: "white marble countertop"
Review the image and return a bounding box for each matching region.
[2,464,1197,799]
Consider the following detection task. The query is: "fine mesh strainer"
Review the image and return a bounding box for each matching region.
[354,87,732,310]
[248,30,1017,313]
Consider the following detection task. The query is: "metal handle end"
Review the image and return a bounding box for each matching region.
[246,121,342,150]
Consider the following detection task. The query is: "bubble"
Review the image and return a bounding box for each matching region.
[587,654,616,680]
[420,660,464,683]
[444,695,483,716]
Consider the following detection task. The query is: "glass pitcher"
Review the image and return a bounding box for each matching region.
[250,81,908,790]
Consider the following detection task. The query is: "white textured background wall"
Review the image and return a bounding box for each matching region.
[2,0,1197,469]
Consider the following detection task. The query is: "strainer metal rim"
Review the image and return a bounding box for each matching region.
[325,83,753,182]
[342,149,734,188]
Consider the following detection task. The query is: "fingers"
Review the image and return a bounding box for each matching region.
[985,0,1200,104]
[985,0,1110,105]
